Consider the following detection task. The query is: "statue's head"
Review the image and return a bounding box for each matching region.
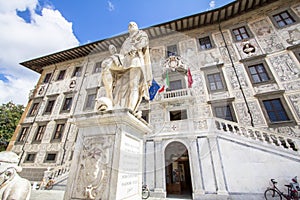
[0,151,22,173]
[108,44,117,55]
[128,21,138,34]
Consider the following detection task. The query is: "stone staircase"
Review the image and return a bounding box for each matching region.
[212,118,299,154]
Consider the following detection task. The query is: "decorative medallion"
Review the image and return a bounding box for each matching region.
[69,80,76,88]
[38,86,44,95]
[242,41,255,54]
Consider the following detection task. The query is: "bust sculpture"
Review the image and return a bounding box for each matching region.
[99,22,152,115]
[0,151,31,200]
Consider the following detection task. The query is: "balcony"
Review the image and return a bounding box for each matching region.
[160,88,192,101]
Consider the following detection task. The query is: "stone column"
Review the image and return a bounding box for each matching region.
[144,140,155,190]
[189,137,205,199]
[207,135,229,196]
[152,138,166,198]
[64,109,151,200]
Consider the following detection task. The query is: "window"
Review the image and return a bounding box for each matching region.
[93,62,102,73]
[44,99,56,114]
[72,66,82,77]
[61,97,73,112]
[52,123,65,140]
[45,153,57,163]
[170,110,187,121]
[25,153,36,163]
[214,105,234,121]
[232,26,250,41]
[85,93,97,110]
[69,151,74,161]
[56,70,66,81]
[263,99,289,122]
[33,125,46,142]
[207,73,224,91]
[248,64,270,83]
[167,45,178,57]
[18,127,30,142]
[273,11,295,28]
[199,36,212,50]
[43,73,52,83]
[169,80,183,91]
[28,102,39,116]
[142,110,149,123]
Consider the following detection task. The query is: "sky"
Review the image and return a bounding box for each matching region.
[0,0,235,106]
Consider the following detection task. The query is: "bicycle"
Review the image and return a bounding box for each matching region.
[264,179,299,200]
[142,184,150,199]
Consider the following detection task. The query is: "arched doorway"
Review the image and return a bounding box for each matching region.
[165,141,192,198]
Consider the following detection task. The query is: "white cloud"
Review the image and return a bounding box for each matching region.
[209,0,216,9]
[0,0,79,105]
[107,1,115,12]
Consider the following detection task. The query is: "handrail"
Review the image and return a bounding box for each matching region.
[42,162,71,187]
[213,118,298,152]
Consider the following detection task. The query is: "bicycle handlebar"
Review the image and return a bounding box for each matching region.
[271,179,277,185]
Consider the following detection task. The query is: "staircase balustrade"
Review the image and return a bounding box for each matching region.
[213,118,298,152]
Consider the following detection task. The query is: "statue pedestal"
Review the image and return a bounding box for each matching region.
[64,109,151,200]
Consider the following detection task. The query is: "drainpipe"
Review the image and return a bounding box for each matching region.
[18,65,58,165]
[218,23,254,127]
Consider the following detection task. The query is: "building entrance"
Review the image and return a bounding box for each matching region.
[165,142,192,198]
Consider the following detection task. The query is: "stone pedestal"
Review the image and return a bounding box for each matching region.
[64,109,151,200]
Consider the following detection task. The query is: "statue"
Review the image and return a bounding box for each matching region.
[100,22,152,115]
[0,151,31,200]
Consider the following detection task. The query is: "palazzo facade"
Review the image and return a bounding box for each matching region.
[8,0,300,199]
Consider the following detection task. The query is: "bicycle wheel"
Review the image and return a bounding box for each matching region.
[142,188,150,199]
[264,189,282,200]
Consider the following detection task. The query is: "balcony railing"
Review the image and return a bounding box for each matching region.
[162,88,192,100]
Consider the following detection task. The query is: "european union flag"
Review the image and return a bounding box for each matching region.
[149,79,160,101]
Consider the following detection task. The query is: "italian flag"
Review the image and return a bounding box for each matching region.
[158,71,170,93]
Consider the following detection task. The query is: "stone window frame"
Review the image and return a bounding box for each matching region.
[51,120,67,142]
[229,24,253,42]
[93,61,102,73]
[256,91,295,127]
[202,64,228,93]
[16,124,31,143]
[167,104,189,122]
[27,98,42,117]
[290,45,300,63]
[24,153,36,163]
[209,98,237,122]
[43,95,57,115]
[84,88,98,110]
[60,93,74,113]
[242,56,275,86]
[166,44,179,57]
[72,66,83,77]
[197,34,215,51]
[44,152,58,163]
[165,70,186,91]
[32,122,48,143]
[56,69,66,81]
[269,9,298,29]
[141,109,150,123]
[43,72,52,83]
[169,109,188,121]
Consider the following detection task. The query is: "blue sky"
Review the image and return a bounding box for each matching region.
[37,0,235,44]
[0,0,235,105]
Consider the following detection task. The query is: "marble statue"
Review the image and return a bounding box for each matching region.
[100,22,152,114]
[0,151,31,200]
